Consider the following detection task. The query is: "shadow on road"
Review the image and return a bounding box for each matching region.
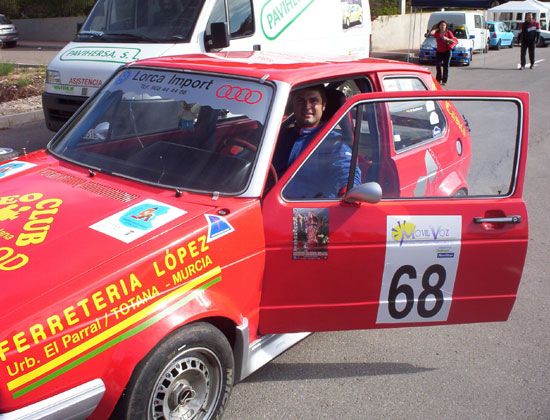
[242,362,435,382]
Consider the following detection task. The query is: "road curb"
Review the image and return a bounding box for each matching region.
[0,109,43,130]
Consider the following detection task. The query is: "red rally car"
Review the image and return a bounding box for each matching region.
[0,52,529,419]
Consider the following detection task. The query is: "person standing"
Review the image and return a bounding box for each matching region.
[430,20,458,86]
[518,13,540,70]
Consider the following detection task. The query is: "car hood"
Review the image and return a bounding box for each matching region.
[420,37,436,49]
[0,153,216,315]
[421,36,472,50]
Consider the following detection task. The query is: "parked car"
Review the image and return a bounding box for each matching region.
[487,20,514,49]
[0,52,529,419]
[0,14,18,48]
[419,25,474,66]
[342,2,363,28]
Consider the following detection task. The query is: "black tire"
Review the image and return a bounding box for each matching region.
[484,39,489,53]
[117,322,234,420]
[4,41,16,48]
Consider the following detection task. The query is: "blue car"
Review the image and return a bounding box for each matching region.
[418,26,474,66]
[487,21,514,49]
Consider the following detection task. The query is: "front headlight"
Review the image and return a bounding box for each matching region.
[46,70,61,84]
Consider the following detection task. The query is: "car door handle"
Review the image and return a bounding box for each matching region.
[473,215,522,224]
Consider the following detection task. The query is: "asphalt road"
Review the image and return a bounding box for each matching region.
[1,45,549,419]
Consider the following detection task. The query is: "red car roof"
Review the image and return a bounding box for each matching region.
[128,51,431,86]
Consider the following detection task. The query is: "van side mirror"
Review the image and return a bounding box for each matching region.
[206,22,230,51]
[469,34,475,39]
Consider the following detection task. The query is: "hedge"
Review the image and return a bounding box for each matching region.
[0,0,95,18]
[0,0,411,20]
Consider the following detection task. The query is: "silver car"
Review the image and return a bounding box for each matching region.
[0,14,18,48]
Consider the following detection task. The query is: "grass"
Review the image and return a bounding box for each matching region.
[15,76,33,88]
[0,62,16,76]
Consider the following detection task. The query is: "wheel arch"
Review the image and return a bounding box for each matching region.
[107,315,241,419]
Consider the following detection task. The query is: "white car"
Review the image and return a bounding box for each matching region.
[0,14,18,48]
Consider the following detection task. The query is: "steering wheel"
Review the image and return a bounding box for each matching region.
[223,137,278,184]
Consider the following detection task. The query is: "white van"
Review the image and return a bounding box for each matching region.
[427,11,489,53]
[43,0,371,131]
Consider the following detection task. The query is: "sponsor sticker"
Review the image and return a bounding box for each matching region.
[0,161,36,179]
[292,208,329,260]
[60,47,141,63]
[376,215,462,324]
[90,199,186,243]
[205,214,235,242]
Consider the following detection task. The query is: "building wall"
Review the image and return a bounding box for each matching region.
[13,17,85,42]
[14,13,434,51]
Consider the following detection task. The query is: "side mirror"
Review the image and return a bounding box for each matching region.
[206,22,230,51]
[343,182,382,204]
[469,34,475,39]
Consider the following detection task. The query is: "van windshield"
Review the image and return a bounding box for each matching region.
[49,68,273,195]
[77,0,205,43]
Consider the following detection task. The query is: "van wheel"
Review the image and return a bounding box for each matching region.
[118,323,234,420]
[483,40,489,53]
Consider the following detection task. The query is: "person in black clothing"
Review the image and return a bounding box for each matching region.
[519,13,540,70]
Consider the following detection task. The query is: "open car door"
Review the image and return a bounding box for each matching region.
[259,90,529,333]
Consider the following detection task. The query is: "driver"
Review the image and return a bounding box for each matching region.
[275,85,361,199]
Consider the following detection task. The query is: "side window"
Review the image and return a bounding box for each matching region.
[228,0,254,37]
[382,77,427,92]
[389,100,447,152]
[475,15,482,29]
[283,97,522,201]
[208,0,254,38]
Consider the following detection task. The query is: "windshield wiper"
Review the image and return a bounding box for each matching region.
[104,32,161,43]
[77,31,108,41]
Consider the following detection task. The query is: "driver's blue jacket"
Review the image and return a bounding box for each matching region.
[280,125,361,199]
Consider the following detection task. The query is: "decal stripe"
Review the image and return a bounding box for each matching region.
[8,267,221,394]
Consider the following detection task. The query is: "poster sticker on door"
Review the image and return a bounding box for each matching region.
[376,215,462,324]
[292,208,329,260]
[90,199,186,243]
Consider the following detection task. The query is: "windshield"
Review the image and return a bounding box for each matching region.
[77,0,205,43]
[50,68,273,195]
[453,27,467,39]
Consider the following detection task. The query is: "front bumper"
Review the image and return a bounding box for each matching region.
[0,32,18,43]
[0,379,104,420]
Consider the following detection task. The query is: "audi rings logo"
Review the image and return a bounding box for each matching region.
[216,85,263,104]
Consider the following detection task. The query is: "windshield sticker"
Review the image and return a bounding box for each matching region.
[261,0,315,40]
[292,208,329,260]
[1,232,219,399]
[205,214,235,242]
[0,161,36,179]
[60,47,141,63]
[112,69,272,122]
[0,192,63,272]
[90,199,186,243]
[376,215,461,324]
